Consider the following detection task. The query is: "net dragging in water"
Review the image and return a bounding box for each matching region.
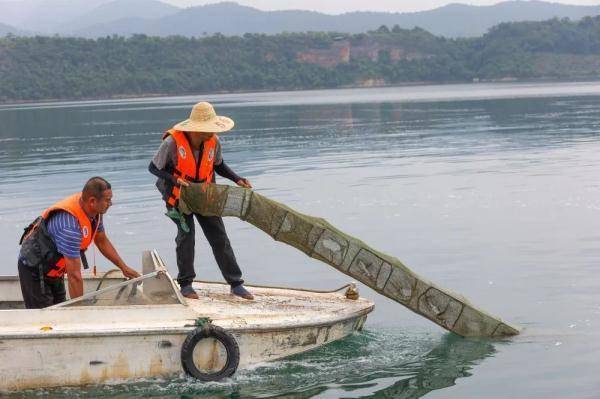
[179,183,519,337]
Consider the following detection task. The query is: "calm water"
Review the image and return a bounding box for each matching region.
[1,81,600,398]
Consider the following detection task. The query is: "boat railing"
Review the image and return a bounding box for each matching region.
[51,269,185,308]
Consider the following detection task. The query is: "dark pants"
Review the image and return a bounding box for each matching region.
[170,210,244,289]
[18,261,66,309]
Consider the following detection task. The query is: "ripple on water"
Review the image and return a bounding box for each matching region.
[3,329,499,399]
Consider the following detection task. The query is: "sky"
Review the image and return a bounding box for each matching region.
[160,0,600,14]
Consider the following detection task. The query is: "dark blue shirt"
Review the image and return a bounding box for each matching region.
[46,211,104,259]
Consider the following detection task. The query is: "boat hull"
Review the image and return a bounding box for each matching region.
[0,313,367,391]
[0,250,373,391]
[0,251,374,391]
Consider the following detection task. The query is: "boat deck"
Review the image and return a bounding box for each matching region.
[189,281,373,331]
[0,277,373,337]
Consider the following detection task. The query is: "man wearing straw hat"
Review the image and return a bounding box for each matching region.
[149,102,254,300]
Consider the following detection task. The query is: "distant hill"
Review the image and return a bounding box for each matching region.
[74,3,336,37]
[0,0,176,35]
[53,1,600,38]
[1,0,600,38]
[0,0,109,34]
[359,1,600,37]
[63,0,179,34]
[0,22,26,36]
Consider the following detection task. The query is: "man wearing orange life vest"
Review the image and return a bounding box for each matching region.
[18,177,140,308]
[148,102,254,300]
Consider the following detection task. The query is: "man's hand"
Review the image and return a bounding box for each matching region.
[236,178,252,189]
[119,265,141,279]
[177,177,190,187]
[94,231,140,280]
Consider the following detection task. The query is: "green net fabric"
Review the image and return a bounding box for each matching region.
[180,183,519,337]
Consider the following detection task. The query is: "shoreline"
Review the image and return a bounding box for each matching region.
[1,77,600,106]
[0,80,441,106]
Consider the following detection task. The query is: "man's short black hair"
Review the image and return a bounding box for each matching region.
[82,177,111,200]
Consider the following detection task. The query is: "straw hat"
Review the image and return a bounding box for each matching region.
[173,102,234,133]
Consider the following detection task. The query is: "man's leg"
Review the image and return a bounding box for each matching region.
[196,215,244,287]
[167,207,196,288]
[18,261,54,309]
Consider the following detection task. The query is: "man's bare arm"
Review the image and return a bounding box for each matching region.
[94,231,140,279]
[65,257,83,299]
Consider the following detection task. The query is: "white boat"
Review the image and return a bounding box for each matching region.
[0,250,374,391]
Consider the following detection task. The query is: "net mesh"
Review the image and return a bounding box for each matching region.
[180,183,518,337]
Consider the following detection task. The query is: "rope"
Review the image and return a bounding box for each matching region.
[93,267,354,296]
[92,244,97,277]
[192,279,352,294]
[94,268,124,292]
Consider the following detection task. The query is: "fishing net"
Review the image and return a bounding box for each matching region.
[179,183,518,337]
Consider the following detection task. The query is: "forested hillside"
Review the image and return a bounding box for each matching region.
[1,16,599,102]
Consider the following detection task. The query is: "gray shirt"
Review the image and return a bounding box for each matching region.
[152,136,223,170]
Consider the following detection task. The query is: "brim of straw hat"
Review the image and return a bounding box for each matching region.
[172,115,234,133]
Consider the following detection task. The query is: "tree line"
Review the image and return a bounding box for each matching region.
[1,16,599,102]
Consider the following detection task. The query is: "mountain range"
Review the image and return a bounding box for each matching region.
[0,22,25,36]
[0,0,599,38]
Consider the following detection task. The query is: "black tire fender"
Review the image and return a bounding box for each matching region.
[180,324,240,381]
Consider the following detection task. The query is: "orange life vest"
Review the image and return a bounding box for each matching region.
[41,193,100,278]
[163,129,218,207]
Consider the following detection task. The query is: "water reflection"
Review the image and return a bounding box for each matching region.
[4,331,496,399]
[2,95,599,180]
[334,334,496,399]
